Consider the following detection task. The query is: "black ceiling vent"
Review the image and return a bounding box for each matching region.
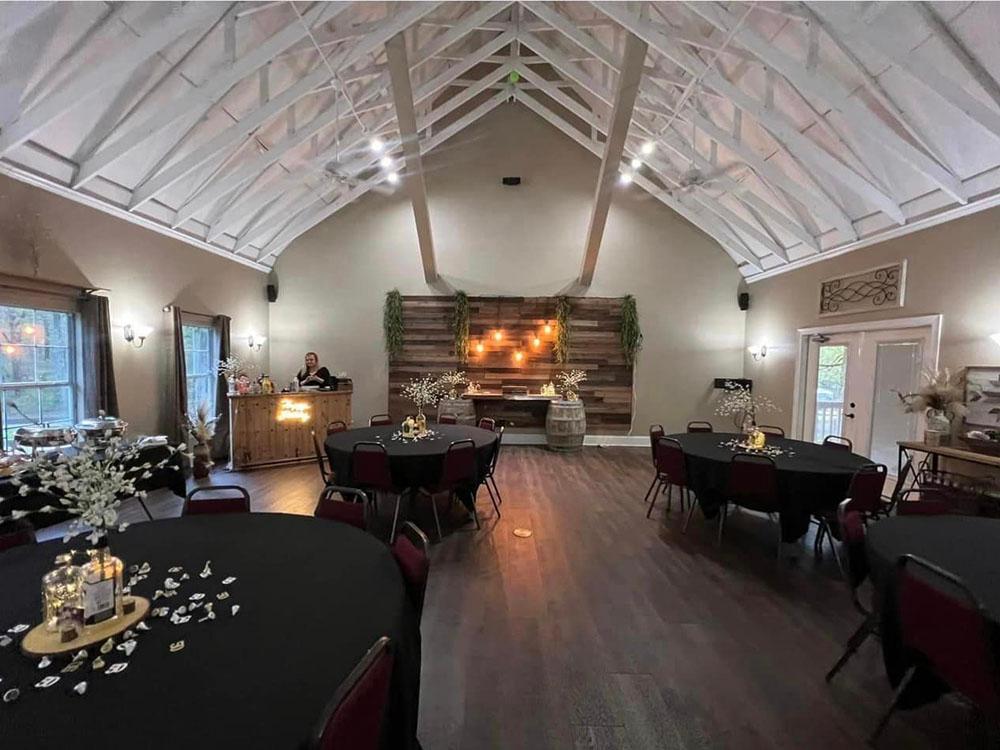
[501,176,521,186]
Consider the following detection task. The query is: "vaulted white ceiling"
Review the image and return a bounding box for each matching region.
[2,2,999,278]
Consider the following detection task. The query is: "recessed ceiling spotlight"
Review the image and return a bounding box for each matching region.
[630,157,642,169]
[370,136,384,153]
[386,171,399,185]
[379,156,393,169]
[640,141,655,155]
[618,172,633,185]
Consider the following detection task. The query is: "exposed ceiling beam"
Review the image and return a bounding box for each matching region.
[579,32,646,285]
[386,31,437,283]
[0,3,226,156]
[0,1,54,46]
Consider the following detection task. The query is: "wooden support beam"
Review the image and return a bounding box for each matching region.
[579,32,647,286]
[386,32,437,283]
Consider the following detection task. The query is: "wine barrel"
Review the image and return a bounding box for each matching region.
[546,400,586,452]
[437,397,476,425]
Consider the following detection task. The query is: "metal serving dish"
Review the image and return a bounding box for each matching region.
[13,425,77,453]
[75,413,128,445]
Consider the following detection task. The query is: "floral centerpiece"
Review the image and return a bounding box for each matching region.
[557,369,587,401]
[437,370,468,399]
[218,355,246,394]
[401,375,444,432]
[898,368,967,439]
[714,381,780,433]
[184,401,219,479]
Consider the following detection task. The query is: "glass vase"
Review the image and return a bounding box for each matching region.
[42,553,84,635]
[81,536,124,626]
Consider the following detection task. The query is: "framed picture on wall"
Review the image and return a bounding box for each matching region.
[965,366,1000,427]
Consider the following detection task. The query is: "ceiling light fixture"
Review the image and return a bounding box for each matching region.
[618,172,633,185]
[630,157,642,169]
[379,156,393,169]
[386,171,399,185]
[640,141,655,155]
[369,136,384,153]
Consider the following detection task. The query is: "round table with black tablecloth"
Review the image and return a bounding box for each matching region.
[667,432,871,542]
[867,516,1000,708]
[0,514,420,750]
[325,425,497,512]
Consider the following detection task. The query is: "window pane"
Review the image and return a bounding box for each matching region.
[34,310,69,347]
[193,349,210,376]
[36,347,69,382]
[0,307,34,345]
[40,386,72,423]
[5,388,40,428]
[1,344,35,383]
[197,327,211,351]
[183,326,195,352]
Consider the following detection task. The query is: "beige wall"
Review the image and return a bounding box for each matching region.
[0,174,270,436]
[271,104,746,434]
[745,206,1000,434]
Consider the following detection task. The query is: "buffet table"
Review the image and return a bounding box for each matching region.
[228,386,352,470]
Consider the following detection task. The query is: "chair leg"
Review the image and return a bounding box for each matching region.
[489,475,503,505]
[814,522,825,557]
[429,492,444,543]
[643,474,658,504]
[485,481,501,519]
[825,615,876,682]
[388,493,403,545]
[136,495,154,521]
[682,496,698,533]
[827,527,846,578]
[870,665,917,745]
[667,483,674,512]
[717,503,728,546]
[646,481,664,519]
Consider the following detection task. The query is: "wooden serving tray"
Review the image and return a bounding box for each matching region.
[21,596,150,657]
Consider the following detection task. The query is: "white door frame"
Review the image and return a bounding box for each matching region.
[790,314,942,440]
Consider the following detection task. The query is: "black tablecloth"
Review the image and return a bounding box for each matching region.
[867,516,1000,708]
[0,514,420,749]
[668,432,870,541]
[0,444,186,529]
[325,425,497,511]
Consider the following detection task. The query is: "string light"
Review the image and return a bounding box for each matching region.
[532,336,541,348]
[543,324,552,335]
[492,330,503,342]
[3,344,16,355]
[475,341,485,354]
[513,350,524,363]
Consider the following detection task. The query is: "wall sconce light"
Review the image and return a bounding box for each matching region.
[991,332,1000,347]
[248,334,267,352]
[123,324,152,349]
[747,344,767,362]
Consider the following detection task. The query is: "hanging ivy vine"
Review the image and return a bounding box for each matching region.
[383,289,404,359]
[620,294,643,366]
[553,296,571,364]
[452,290,470,363]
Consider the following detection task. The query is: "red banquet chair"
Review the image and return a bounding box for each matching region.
[312,429,334,485]
[479,424,505,510]
[646,437,690,518]
[438,414,457,425]
[392,521,430,622]
[870,554,1000,744]
[351,442,409,543]
[309,636,395,750]
[713,453,781,556]
[477,417,496,432]
[416,439,486,541]
[643,424,665,502]
[314,486,369,532]
[686,421,713,433]
[822,434,853,452]
[813,463,887,574]
[0,519,37,552]
[369,414,393,427]
[326,420,348,436]
[182,485,251,516]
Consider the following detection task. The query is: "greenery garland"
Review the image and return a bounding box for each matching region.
[553,296,571,364]
[383,289,404,359]
[620,294,643,366]
[452,290,470,363]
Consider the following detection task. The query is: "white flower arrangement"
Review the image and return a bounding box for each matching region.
[436,371,468,398]
[714,381,780,429]
[185,401,219,446]
[897,368,968,419]
[217,355,245,381]
[401,375,445,409]
[557,369,588,400]
[2,439,186,544]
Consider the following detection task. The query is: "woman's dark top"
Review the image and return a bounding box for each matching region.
[297,366,331,387]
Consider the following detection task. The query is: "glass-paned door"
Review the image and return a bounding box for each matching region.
[804,334,859,447]
[183,324,217,420]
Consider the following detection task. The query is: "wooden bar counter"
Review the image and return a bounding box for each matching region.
[228,386,352,470]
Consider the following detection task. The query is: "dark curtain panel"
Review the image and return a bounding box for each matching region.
[212,314,231,461]
[170,306,188,444]
[79,293,120,417]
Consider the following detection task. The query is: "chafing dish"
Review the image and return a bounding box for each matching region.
[13,425,76,454]
[75,411,128,446]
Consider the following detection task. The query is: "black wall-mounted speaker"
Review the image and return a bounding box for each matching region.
[501,176,521,186]
[267,270,278,303]
[738,292,750,311]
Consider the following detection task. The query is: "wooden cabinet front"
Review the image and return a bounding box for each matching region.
[228,390,352,470]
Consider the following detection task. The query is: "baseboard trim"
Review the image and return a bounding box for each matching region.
[502,433,646,447]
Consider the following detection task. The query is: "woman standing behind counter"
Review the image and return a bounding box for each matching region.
[296,351,333,388]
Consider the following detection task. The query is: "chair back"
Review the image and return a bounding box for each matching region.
[726,453,779,512]
[896,555,1000,712]
[488,425,504,475]
[369,414,393,427]
[312,429,331,483]
[757,425,785,437]
[654,437,686,486]
[648,424,665,463]
[311,636,395,750]
[438,414,457,425]
[686,421,713,433]
[884,457,915,515]
[392,521,430,619]
[477,417,496,431]
[183,485,251,516]
[896,487,955,516]
[326,420,348,436]
[314,486,368,531]
[351,443,395,492]
[837,499,870,606]
[844,463,888,515]
[822,435,853,452]
[0,519,37,552]
[441,439,477,487]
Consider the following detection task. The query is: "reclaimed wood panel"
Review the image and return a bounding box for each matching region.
[388,297,632,433]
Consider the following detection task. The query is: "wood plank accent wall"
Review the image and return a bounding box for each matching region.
[388,296,633,433]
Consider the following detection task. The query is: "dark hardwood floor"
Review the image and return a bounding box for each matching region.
[39,446,986,749]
